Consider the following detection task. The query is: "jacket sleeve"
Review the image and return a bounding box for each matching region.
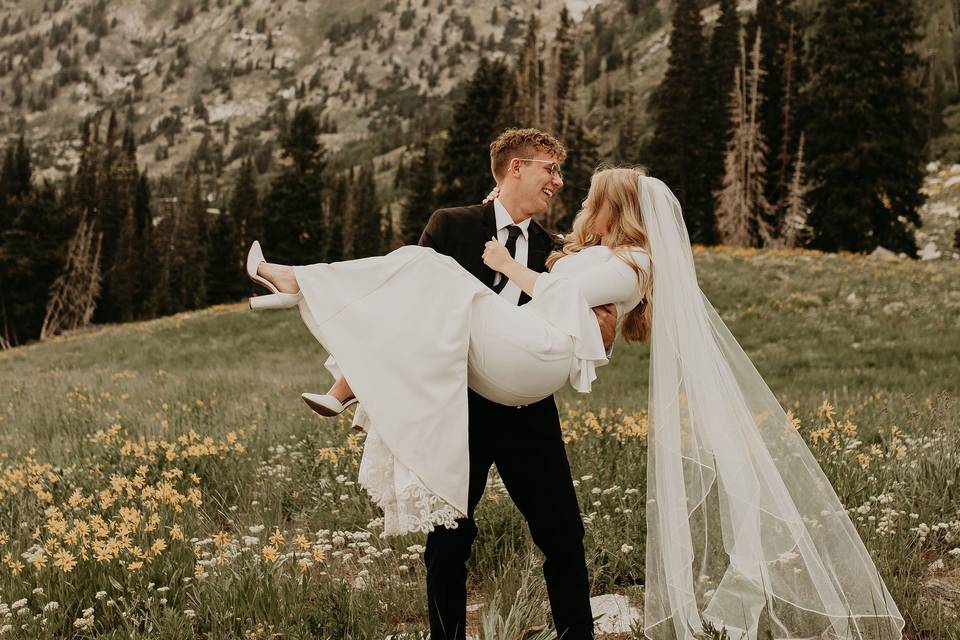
[418,209,448,252]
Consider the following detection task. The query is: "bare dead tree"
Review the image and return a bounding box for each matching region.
[40,215,103,340]
[715,29,774,247]
[780,132,811,248]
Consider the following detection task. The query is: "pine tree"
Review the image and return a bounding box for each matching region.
[615,93,644,166]
[327,174,348,261]
[403,143,436,245]
[103,126,141,322]
[262,107,327,264]
[437,58,512,206]
[513,16,544,130]
[350,163,382,259]
[556,119,600,233]
[746,0,792,222]
[704,0,741,201]
[646,0,715,244]
[133,171,154,318]
[229,157,260,259]
[109,209,138,321]
[546,7,578,136]
[205,206,243,304]
[773,20,800,210]
[715,31,774,247]
[0,176,74,345]
[803,0,925,254]
[151,169,209,314]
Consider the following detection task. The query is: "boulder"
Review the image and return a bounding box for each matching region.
[919,241,942,261]
[590,593,642,635]
[869,246,898,260]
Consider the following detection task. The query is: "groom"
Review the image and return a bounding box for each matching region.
[419,128,616,640]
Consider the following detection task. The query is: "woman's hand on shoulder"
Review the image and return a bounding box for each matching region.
[482,236,514,273]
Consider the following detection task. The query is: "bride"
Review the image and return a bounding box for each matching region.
[246,169,903,640]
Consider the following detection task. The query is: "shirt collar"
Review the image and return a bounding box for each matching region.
[493,198,531,238]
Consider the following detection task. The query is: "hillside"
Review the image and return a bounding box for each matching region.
[0,0,674,187]
[1,244,958,638]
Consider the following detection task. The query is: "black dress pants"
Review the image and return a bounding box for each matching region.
[424,390,593,640]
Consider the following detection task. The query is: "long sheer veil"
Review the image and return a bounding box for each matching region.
[638,176,904,640]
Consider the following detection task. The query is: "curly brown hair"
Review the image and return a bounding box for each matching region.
[489,128,567,181]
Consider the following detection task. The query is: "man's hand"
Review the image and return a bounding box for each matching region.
[593,303,617,352]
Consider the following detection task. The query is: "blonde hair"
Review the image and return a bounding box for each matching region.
[546,166,654,343]
[489,128,568,181]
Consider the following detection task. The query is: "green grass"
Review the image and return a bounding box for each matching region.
[0,246,958,638]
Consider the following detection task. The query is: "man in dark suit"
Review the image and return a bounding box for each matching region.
[418,128,616,640]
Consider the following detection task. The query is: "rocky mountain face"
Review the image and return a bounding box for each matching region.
[0,0,651,185]
[1,0,955,215]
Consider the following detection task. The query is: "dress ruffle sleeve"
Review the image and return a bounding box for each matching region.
[527,248,649,393]
[527,272,609,393]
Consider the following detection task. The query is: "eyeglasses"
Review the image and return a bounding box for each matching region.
[512,158,563,181]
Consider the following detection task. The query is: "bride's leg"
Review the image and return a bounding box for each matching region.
[327,376,355,403]
[257,262,300,294]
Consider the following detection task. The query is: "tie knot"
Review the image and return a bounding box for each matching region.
[506,224,522,241]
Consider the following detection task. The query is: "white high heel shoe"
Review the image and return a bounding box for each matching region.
[246,241,302,310]
[302,392,359,417]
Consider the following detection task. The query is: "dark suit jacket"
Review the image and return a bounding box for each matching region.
[417,201,558,306]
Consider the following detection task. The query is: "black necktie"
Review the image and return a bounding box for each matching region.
[491,224,522,294]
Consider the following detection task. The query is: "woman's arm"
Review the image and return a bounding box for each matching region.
[481,237,540,296]
[497,259,540,296]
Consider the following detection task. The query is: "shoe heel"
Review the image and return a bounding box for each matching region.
[249,292,301,310]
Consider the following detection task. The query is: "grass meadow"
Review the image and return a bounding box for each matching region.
[0,245,959,639]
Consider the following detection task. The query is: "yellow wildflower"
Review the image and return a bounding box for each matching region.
[312,547,326,563]
[127,560,144,572]
[170,524,185,541]
[269,529,284,546]
[262,545,278,562]
[786,410,801,430]
[53,549,77,573]
[818,400,835,422]
[810,428,831,445]
[150,538,168,556]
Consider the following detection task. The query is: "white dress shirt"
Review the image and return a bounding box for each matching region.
[492,198,531,306]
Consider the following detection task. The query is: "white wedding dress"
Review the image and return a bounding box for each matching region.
[292,243,648,535]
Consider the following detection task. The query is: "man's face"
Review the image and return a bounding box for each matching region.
[511,150,564,214]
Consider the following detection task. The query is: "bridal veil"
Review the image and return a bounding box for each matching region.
[638,176,904,640]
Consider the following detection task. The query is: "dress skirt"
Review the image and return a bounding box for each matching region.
[292,245,608,534]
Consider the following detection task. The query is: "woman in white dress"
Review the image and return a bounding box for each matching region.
[247,169,904,640]
[248,167,652,533]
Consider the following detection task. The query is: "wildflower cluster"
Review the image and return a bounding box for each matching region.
[560,404,648,443]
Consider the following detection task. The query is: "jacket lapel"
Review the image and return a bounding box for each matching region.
[479,202,498,287]
[526,225,549,273]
